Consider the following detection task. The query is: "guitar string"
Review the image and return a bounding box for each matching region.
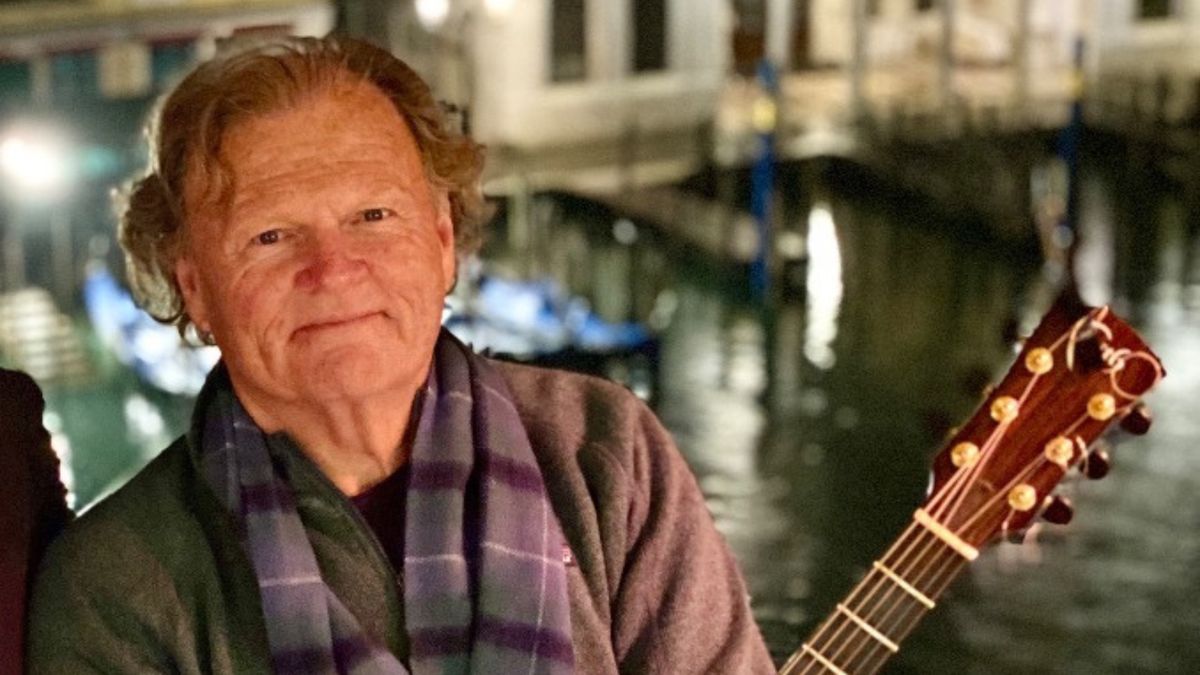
[795,458,1013,674]
[858,541,969,673]
[922,310,1095,523]
[837,521,973,673]
[832,363,1042,671]
[796,524,965,675]
[820,526,939,670]
[785,313,1156,674]
[802,517,962,674]
[785,524,929,674]
[799,430,996,675]
[935,366,1044,525]
[951,338,1160,536]
[788,524,928,674]
[836,534,952,673]
[922,344,1055,523]
[955,397,1143,537]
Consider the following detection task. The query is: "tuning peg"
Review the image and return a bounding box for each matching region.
[1041,495,1074,525]
[1072,334,1106,371]
[1119,403,1153,436]
[1083,447,1112,480]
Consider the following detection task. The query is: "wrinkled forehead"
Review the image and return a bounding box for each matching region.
[181,79,425,226]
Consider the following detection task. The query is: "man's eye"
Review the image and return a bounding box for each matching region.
[360,208,393,223]
[254,230,282,246]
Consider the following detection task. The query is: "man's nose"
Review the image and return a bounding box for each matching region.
[294,230,368,290]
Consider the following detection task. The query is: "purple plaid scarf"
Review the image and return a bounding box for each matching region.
[197,332,575,674]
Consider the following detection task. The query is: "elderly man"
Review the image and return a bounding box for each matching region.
[28,36,773,674]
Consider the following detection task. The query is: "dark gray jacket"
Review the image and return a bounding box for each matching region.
[28,360,773,673]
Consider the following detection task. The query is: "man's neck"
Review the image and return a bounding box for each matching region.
[237,385,422,496]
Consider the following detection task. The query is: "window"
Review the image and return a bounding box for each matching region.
[151,40,195,89]
[0,60,31,106]
[1137,0,1173,19]
[632,0,667,73]
[50,50,98,102]
[790,0,812,70]
[550,0,587,82]
[731,0,766,76]
[915,0,936,12]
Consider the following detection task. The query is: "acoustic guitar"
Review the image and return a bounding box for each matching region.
[778,299,1165,674]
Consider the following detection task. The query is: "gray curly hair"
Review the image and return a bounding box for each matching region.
[117,35,489,340]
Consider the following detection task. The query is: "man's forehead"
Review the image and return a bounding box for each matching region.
[223,82,414,158]
[186,81,426,218]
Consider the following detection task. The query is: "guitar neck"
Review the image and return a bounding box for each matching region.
[778,512,973,674]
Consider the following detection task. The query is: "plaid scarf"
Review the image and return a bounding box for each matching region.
[197,333,575,674]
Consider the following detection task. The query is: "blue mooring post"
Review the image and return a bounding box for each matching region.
[750,58,779,300]
[1060,37,1085,235]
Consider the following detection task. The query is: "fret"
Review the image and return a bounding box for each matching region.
[800,643,849,675]
[793,524,970,675]
[836,604,899,653]
[779,641,850,675]
[871,560,935,610]
[913,508,979,561]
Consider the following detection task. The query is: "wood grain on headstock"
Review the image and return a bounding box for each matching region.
[923,302,1164,553]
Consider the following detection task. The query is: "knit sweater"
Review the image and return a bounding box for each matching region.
[27,360,774,674]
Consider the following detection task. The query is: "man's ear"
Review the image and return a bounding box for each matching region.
[434,190,457,293]
[175,253,211,333]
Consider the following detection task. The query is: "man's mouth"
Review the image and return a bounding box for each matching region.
[292,311,385,337]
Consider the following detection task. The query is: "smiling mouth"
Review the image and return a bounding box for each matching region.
[293,311,384,338]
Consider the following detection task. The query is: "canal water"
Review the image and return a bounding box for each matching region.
[27,159,1200,674]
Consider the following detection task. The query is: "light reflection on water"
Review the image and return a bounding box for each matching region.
[803,202,844,371]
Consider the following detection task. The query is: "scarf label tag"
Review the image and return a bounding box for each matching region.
[562,545,576,567]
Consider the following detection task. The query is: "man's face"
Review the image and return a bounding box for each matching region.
[175,81,456,408]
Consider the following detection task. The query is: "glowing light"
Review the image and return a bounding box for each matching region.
[0,131,73,198]
[483,0,515,16]
[804,203,844,369]
[416,0,451,29]
[613,218,638,245]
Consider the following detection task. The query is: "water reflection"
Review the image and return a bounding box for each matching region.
[803,202,844,371]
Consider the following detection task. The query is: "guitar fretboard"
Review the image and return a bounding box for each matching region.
[778,515,972,674]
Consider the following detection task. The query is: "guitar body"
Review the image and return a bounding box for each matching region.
[779,298,1164,674]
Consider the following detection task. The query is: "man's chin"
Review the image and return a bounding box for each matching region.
[292,348,422,402]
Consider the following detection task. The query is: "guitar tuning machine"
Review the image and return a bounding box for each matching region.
[1082,445,1112,480]
[1119,403,1153,436]
[1041,495,1075,525]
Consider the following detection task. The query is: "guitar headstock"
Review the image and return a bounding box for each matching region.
[922,301,1164,554]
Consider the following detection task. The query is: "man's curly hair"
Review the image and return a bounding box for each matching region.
[117,35,488,340]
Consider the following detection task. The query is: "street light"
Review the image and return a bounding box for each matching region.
[0,125,77,299]
[416,0,451,30]
[0,128,73,200]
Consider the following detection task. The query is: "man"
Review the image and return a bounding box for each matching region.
[28,36,774,674]
[0,369,71,675]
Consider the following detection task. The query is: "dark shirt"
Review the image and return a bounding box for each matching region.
[349,465,409,574]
